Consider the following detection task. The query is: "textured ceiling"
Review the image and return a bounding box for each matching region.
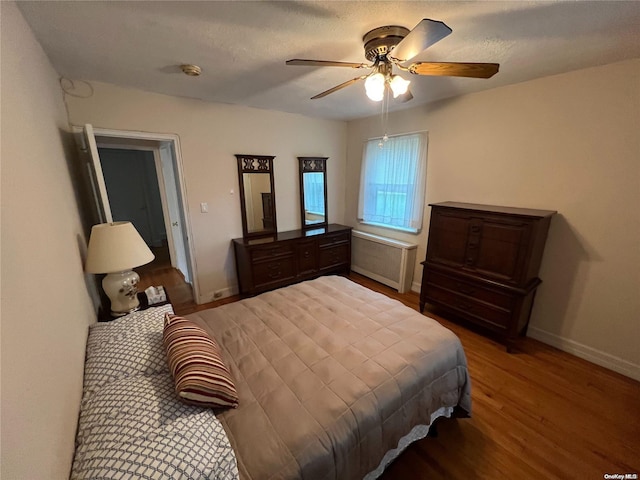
[17,1,640,121]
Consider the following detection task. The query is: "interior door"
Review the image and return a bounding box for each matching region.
[157,145,192,283]
[99,148,156,245]
[83,124,113,223]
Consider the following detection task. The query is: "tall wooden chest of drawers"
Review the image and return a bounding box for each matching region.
[420,202,556,350]
[233,224,351,296]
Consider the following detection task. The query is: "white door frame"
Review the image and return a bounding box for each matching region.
[76,126,200,302]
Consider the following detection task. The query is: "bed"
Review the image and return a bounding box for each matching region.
[72,275,471,479]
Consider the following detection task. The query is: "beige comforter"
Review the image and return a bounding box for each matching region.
[187,275,471,480]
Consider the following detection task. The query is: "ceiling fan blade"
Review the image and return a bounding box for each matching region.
[390,19,452,62]
[311,76,367,99]
[286,59,370,69]
[409,62,500,78]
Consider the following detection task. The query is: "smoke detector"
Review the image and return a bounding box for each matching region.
[181,64,202,76]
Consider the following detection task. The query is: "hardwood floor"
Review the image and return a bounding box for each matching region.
[137,244,200,313]
[138,267,640,479]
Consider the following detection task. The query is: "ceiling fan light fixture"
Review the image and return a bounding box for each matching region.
[365,72,385,101]
[389,75,411,98]
[286,18,499,102]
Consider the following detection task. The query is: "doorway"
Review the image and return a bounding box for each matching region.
[99,147,172,276]
[100,149,166,248]
[78,125,198,302]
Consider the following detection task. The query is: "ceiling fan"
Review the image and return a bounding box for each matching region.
[286,18,499,102]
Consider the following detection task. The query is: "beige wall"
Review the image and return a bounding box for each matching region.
[1,2,97,478]
[346,59,640,379]
[64,82,347,303]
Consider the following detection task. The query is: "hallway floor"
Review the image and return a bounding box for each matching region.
[137,242,196,313]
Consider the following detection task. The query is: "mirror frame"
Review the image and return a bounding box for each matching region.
[298,156,328,229]
[235,154,277,238]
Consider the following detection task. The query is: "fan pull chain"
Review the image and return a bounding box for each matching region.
[378,87,390,148]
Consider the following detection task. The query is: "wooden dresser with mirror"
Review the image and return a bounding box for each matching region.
[233,225,351,296]
[233,154,351,296]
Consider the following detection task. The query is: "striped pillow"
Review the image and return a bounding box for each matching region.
[163,314,239,409]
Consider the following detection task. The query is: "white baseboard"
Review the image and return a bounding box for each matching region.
[197,285,237,305]
[407,285,638,381]
[527,326,640,382]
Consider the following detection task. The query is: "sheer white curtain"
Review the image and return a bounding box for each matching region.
[357,132,428,232]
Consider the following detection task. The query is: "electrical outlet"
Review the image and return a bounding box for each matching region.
[213,290,223,299]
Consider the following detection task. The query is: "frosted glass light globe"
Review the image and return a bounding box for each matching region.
[390,75,411,98]
[365,73,385,101]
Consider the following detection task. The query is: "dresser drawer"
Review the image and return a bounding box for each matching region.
[297,239,318,275]
[427,270,513,310]
[423,282,511,330]
[319,244,349,269]
[250,243,295,262]
[318,231,350,247]
[253,258,296,286]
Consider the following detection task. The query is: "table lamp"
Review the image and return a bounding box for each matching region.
[85,221,155,317]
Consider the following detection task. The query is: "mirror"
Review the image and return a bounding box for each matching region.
[298,157,328,229]
[236,154,277,237]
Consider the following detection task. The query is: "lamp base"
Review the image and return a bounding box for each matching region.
[102,270,141,317]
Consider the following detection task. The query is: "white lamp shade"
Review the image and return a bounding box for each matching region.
[85,221,155,274]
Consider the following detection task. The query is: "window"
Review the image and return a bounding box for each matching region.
[303,172,325,216]
[357,132,428,233]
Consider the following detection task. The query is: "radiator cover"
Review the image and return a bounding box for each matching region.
[351,230,417,293]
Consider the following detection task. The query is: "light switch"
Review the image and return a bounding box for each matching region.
[200,202,209,213]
